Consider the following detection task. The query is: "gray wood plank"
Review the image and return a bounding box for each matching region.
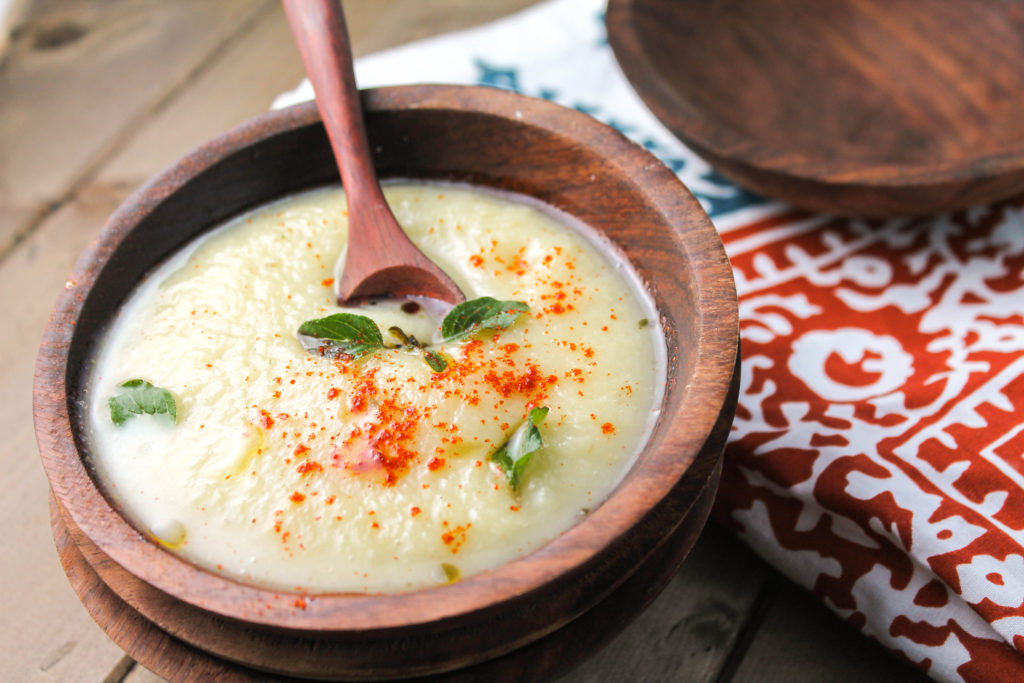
[726,577,931,683]
[0,2,285,680]
[0,0,273,257]
[92,1,307,192]
[92,0,544,193]
[562,525,770,683]
[0,195,136,682]
[122,664,167,683]
[351,0,543,55]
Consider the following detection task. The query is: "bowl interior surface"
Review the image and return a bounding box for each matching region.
[607,0,1024,215]
[36,85,737,634]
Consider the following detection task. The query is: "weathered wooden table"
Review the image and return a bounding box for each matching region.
[1,1,932,681]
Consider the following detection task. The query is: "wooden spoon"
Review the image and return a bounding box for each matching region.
[283,0,464,305]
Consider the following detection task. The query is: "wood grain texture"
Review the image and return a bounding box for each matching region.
[564,523,769,683]
[0,4,303,680]
[727,578,931,683]
[0,0,273,256]
[606,0,1024,217]
[0,193,132,683]
[283,0,464,304]
[34,86,738,679]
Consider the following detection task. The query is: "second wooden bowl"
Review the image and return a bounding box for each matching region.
[607,0,1024,217]
[34,85,738,680]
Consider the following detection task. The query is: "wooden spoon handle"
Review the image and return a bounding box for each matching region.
[283,0,464,304]
[283,0,379,206]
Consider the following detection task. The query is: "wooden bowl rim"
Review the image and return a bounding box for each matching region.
[35,83,737,633]
[605,0,1024,191]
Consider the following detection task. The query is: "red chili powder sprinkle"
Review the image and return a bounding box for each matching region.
[482,364,556,398]
[601,422,616,434]
[297,461,322,476]
[441,523,472,554]
[349,368,380,412]
[469,254,484,268]
[290,492,306,503]
[411,506,422,517]
[293,598,307,609]
[321,278,335,287]
[427,457,445,471]
[294,444,310,456]
[326,387,341,400]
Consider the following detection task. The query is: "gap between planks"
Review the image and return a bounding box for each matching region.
[0,0,278,268]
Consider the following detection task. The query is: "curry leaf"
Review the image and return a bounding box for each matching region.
[389,325,448,372]
[298,313,384,359]
[109,379,177,426]
[490,406,549,491]
[422,349,448,373]
[441,297,529,342]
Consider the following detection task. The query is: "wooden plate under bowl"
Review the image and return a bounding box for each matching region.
[607,0,1024,217]
[50,446,722,682]
[34,85,738,680]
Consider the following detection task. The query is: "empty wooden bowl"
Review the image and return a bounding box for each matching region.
[607,0,1024,217]
[34,85,738,680]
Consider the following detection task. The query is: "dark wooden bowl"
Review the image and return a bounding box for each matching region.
[34,85,738,680]
[607,0,1024,217]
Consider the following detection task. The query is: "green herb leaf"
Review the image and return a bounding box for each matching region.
[441,297,529,342]
[388,326,412,347]
[109,379,177,426]
[422,349,448,373]
[389,325,448,372]
[490,406,549,492]
[298,313,384,358]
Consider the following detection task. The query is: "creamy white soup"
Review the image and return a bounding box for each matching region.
[85,184,664,594]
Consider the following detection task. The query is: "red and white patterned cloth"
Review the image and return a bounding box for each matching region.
[274,1,1024,678]
[715,201,1024,680]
